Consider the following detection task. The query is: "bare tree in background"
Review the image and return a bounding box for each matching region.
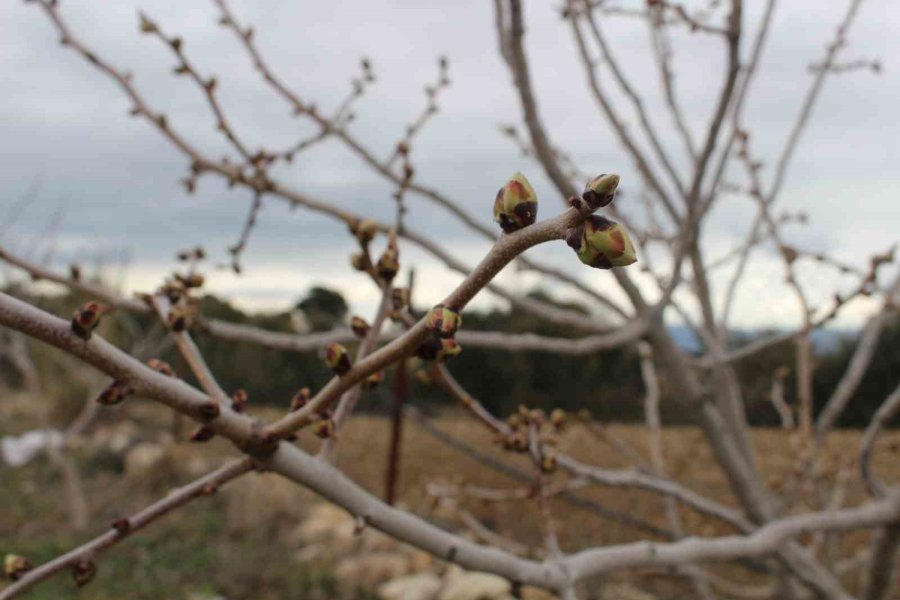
[1,0,899,598]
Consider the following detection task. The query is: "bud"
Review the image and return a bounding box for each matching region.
[550,408,566,430]
[313,416,335,439]
[3,554,33,581]
[232,389,248,413]
[582,173,620,208]
[190,425,215,442]
[566,215,637,270]
[352,219,380,245]
[167,303,193,332]
[362,370,384,390]
[177,272,204,289]
[391,287,411,311]
[96,380,133,406]
[425,304,462,338]
[503,431,529,453]
[493,172,538,233]
[540,453,557,473]
[147,358,175,377]
[71,301,102,340]
[351,253,372,272]
[436,338,462,362]
[376,247,399,281]
[291,387,311,412]
[72,559,96,587]
[325,342,352,375]
[350,316,370,338]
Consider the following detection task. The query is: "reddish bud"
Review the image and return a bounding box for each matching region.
[350,316,370,338]
[71,301,102,340]
[290,387,311,412]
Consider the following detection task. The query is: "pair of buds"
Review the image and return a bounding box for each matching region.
[493,172,637,270]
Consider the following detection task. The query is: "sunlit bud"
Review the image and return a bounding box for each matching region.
[313,416,335,439]
[71,301,102,340]
[391,287,411,311]
[425,304,462,338]
[72,559,96,587]
[290,387,311,412]
[493,172,538,233]
[351,253,372,272]
[190,425,215,442]
[3,554,33,581]
[147,358,175,377]
[566,215,637,270]
[352,219,380,245]
[582,173,620,208]
[550,408,566,430]
[325,342,352,375]
[351,316,370,338]
[362,370,384,390]
[232,389,248,413]
[96,381,133,406]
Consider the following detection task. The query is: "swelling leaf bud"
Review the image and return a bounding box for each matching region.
[362,370,384,390]
[72,559,97,587]
[325,342,352,375]
[71,301,102,340]
[493,172,538,233]
[313,416,335,439]
[350,316,370,338]
[290,387,311,412]
[566,215,637,270]
[436,338,462,362]
[425,304,462,338]
[96,381,133,406]
[352,219,380,245]
[376,248,400,281]
[582,173,620,208]
[3,554,33,581]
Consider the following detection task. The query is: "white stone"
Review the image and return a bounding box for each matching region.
[379,573,442,600]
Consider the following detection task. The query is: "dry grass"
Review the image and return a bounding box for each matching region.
[2,393,900,598]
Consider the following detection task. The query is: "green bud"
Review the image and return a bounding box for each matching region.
[582,173,620,208]
[425,304,462,338]
[493,172,538,233]
[3,554,32,581]
[566,215,637,270]
[325,342,352,375]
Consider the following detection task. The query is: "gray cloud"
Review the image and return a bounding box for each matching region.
[1,0,897,326]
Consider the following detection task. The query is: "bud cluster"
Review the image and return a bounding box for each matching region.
[497,405,565,473]
[416,304,464,363]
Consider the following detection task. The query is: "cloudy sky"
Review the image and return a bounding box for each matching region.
[1,0,897,329]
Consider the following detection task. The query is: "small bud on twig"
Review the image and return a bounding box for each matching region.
[190,425,215,442]
[3,554,33,581]
[71,301,102,340]
[96,380,133,406]
[72,559,96,587]
[425,304,462,338]
[232,389,248,413]
[582,173,620,208]
[362,370,384,390]
[350,316,370,338]
[325,342,352,375]
[493,172,538,233]
[313,415,336,439]
[566,215,637,270]
[290,387,311,412]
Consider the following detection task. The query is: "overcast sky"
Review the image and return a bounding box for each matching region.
[1,0,897,329]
